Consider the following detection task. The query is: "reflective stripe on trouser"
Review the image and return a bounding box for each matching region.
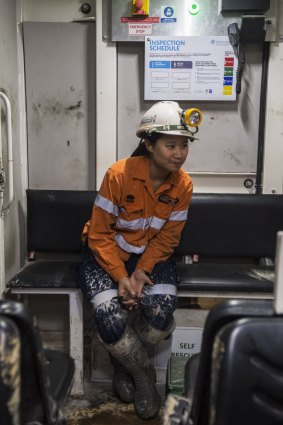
[77,248,179,344]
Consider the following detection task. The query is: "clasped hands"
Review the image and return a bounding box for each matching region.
[118,269,154,310]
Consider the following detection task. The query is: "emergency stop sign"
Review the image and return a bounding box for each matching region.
[129,23,152,35]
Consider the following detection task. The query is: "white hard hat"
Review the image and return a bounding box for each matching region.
[136,101,202,140]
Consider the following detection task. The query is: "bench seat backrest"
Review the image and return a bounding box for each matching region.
[175,193,283,259]
[27,190,283,258]
[27,189,96,253]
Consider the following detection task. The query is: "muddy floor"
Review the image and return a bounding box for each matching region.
[63,337,167,425]
[64,384,164,425]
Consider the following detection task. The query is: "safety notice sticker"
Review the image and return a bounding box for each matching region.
[160,6,177,23]
[144,36,238,101]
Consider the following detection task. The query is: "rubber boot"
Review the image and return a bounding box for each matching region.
[103,326,161,420]
[110,354,135,403]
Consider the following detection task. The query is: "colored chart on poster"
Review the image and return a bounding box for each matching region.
[145,36,237,101]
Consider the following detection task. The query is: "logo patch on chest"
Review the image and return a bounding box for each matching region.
[125,194,135,203]
[158,195,179,206]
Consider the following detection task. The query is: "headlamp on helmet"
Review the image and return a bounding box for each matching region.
[181,107,202,137]
[183,108,202,127]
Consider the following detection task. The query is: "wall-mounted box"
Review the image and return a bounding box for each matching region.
[220,0,270,13]
[240,16,267,43]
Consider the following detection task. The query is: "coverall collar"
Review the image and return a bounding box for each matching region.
[133,156,180,187]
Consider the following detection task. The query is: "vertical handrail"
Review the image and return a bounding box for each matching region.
[274,231,283,315]
[0,91,14,215]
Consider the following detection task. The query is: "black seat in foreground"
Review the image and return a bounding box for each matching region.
[210,316,283,425]
[0,300,75,425]
[163,298,283,425]
[163,231,283,425]
[0,315,21,425]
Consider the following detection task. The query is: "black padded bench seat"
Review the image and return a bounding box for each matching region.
[6,190,96,395]
[7,190,283,297]
[9,260,79,288]
[177,263,274,295]
[174,193,283,297]
[11,261,274,294]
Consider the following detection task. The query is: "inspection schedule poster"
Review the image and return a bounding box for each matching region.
[144,36,237,101]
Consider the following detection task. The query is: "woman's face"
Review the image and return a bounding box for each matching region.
[145,135,189,175]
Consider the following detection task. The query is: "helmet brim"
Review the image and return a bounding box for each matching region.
[154,130,198,139]
[136,129,198,140]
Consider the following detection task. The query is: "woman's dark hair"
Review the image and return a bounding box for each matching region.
[131,132,161,157]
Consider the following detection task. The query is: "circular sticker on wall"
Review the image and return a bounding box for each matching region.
[189,3,200,15]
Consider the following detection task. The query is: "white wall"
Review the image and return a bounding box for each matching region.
[0,0,27,292]
[24,21,96,190]
[263,42,283,194]
[95,0,117,188]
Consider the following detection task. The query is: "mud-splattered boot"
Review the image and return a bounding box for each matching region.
[110,354,135,403]
[104,326,161,420]
[133,312,176,397]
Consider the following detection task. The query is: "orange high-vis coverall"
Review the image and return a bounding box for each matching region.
[82,155,193,282]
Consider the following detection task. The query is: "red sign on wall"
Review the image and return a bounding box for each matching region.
[121,16,160,23]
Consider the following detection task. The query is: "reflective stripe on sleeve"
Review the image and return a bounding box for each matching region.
[115,234,147,254]
[102,208,186,229]
[116,217,144,231]
[169,210,188,221]
[116,216,166,231]
[115,210,187,230]
[95,194,119,217]
[91,289,118,308]
[150,216,166,229]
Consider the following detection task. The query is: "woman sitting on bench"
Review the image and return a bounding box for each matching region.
[77,101,201,420]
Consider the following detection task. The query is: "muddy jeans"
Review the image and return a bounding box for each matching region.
[77,247,179,344]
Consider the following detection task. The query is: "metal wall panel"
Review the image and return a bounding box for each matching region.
[113,0,277,177]
[110,0,277,42]
[24,22,95,190]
